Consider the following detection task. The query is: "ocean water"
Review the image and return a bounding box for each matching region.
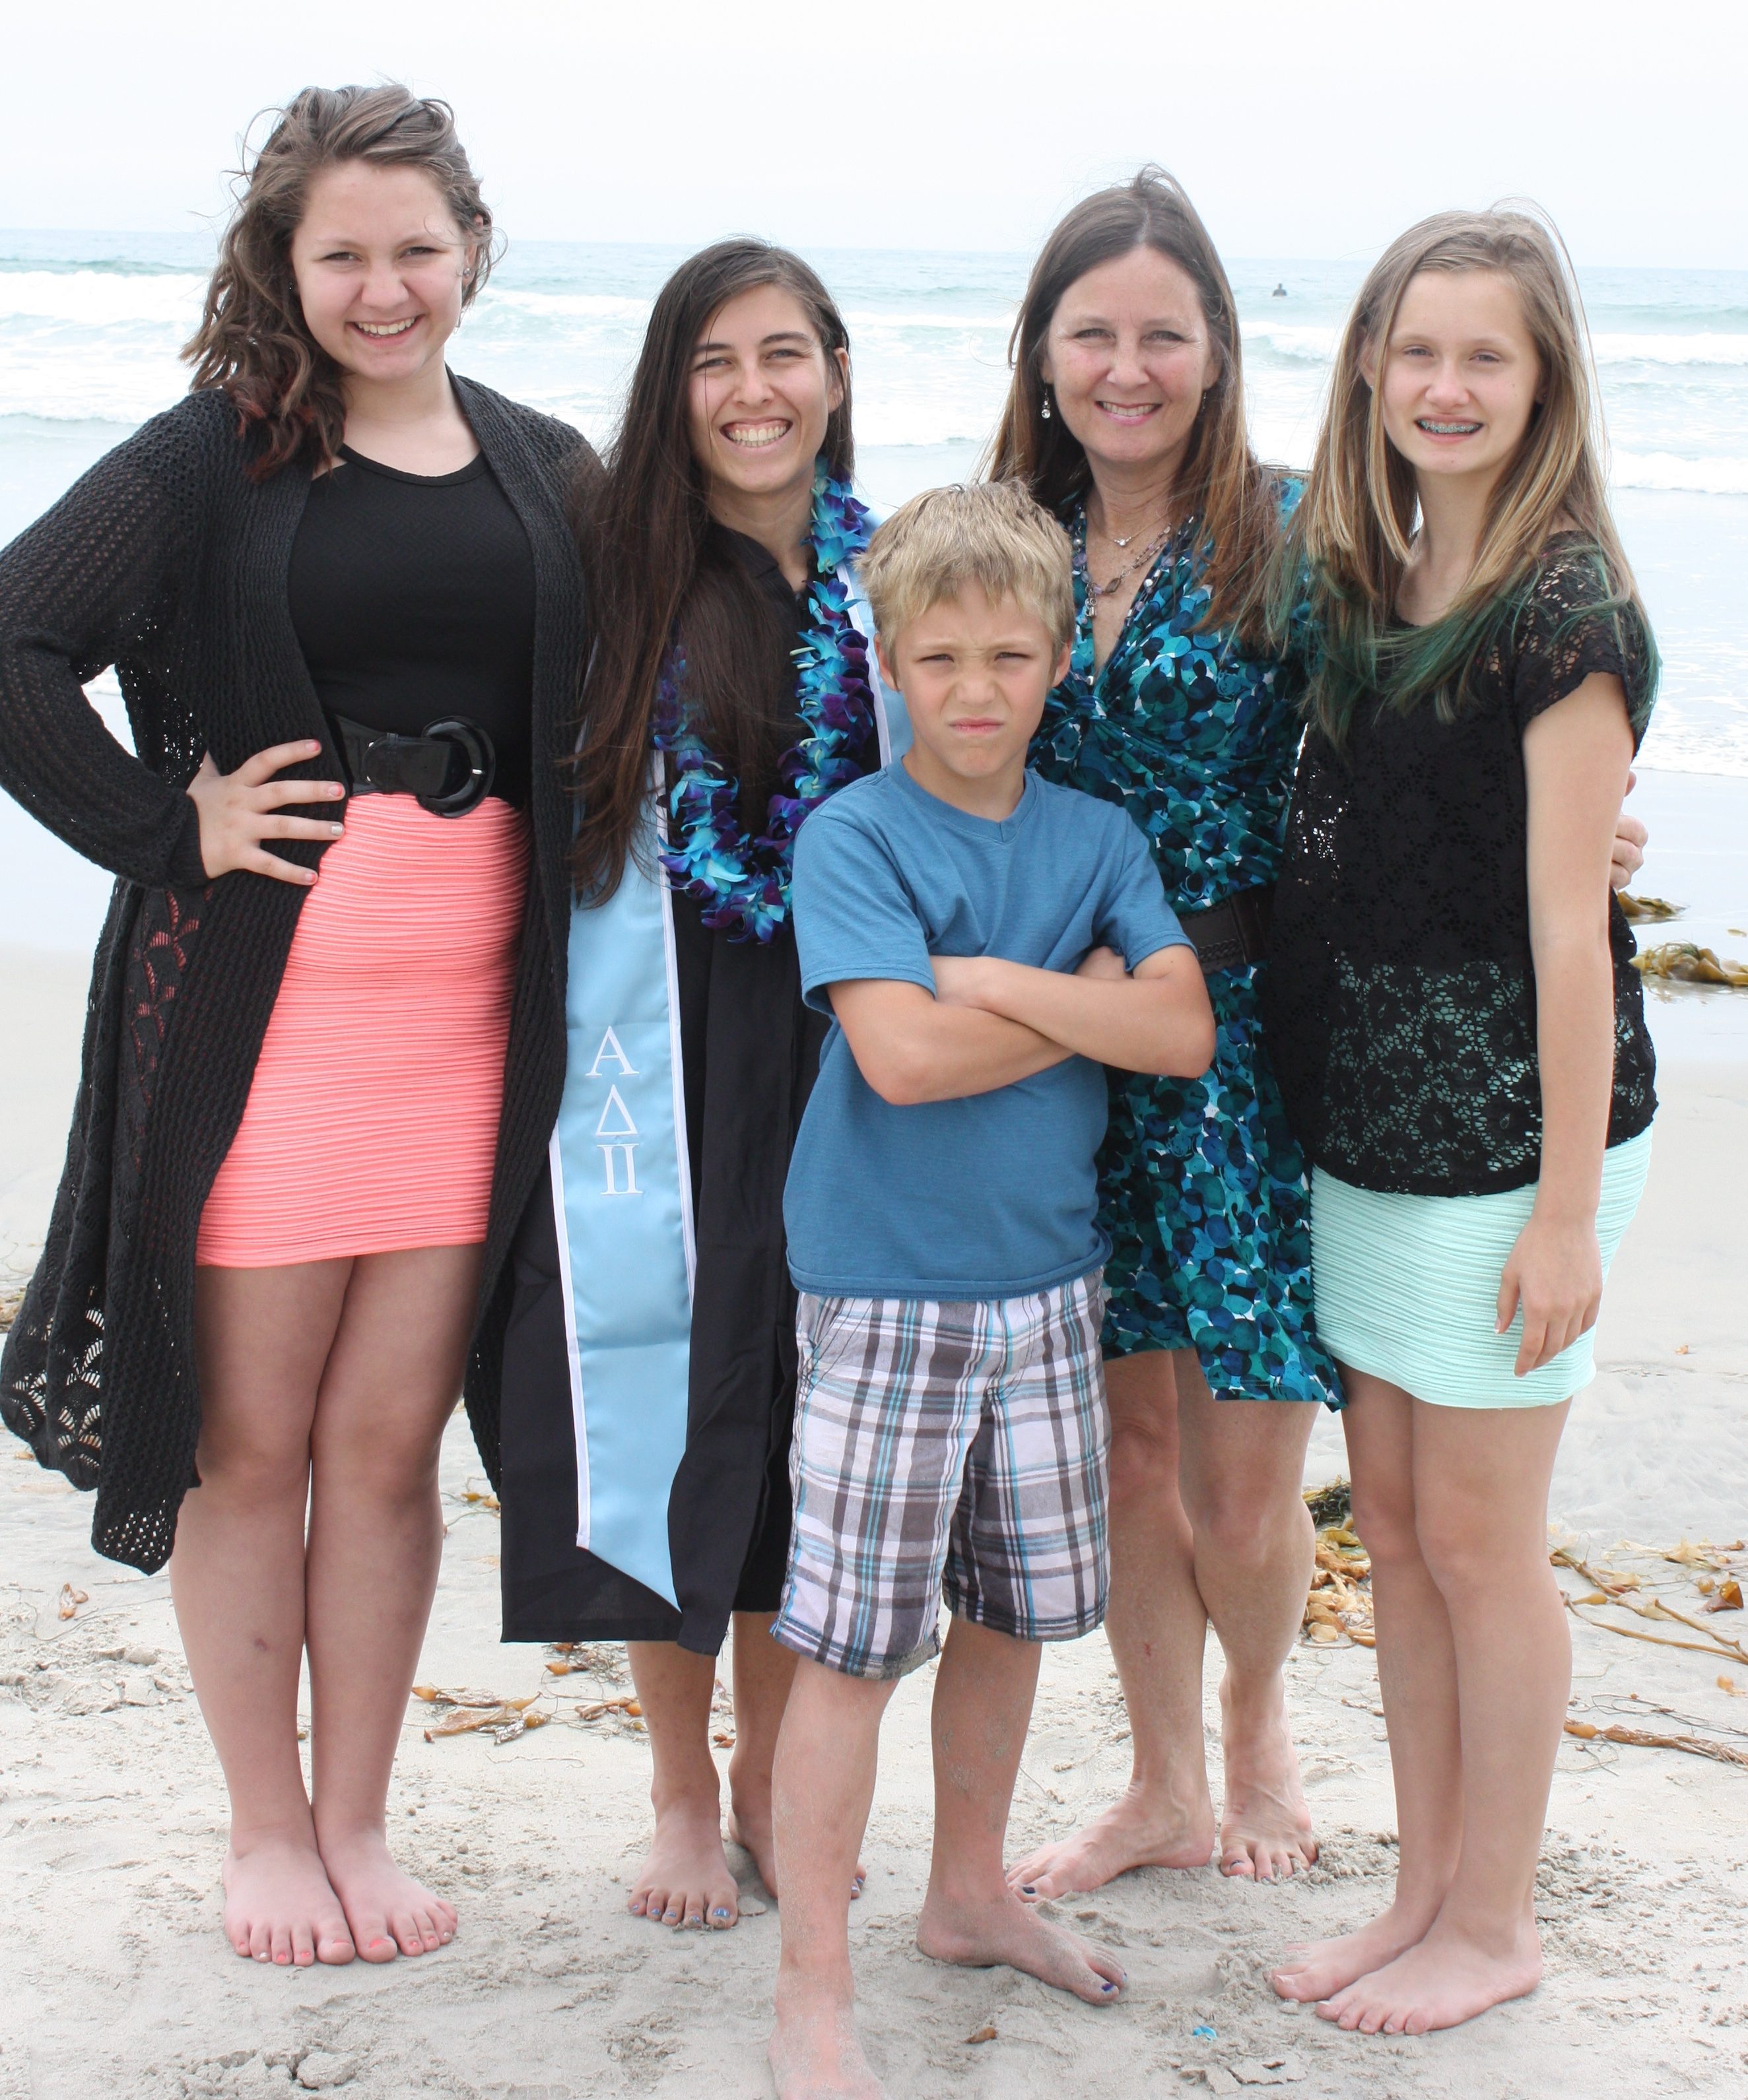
[1,229,1746,952]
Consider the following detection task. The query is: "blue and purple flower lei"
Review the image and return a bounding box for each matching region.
[652,466,877,942]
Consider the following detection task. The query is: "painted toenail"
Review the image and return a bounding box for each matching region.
[1022,1884,1037,1895]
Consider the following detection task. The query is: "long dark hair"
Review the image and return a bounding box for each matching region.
[184,84,497,480]
[570,239,854,902]
[987,166,1278,641]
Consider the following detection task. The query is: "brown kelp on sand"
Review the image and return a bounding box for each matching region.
[1301,1480,1748,1774]
[1617,892,1683,923]
[1632,941,1748,987]
[1300,1480,1375,1649]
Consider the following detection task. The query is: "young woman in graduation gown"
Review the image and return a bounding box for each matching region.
[497,241,902,1930]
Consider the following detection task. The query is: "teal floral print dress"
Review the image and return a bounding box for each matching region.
[1029,496,1342,1409]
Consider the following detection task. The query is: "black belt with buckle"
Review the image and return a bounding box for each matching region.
[1180,882,1274,975]
[333,713,496,817]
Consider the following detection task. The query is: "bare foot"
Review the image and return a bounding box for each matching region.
[318,1825,457,1962]
[629,1796,741,1929]
[769,1977,887,2099]
[729,1777,865,1903]
[1217,1674,1317,1881]
[1318,1917,1543,2034]
[222,1833,355,1968]
[917,1884,1126,2005]
[1006,1778,1216,1901]
[1271,1899,1436,2003]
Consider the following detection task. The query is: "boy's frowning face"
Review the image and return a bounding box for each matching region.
[877,587,1070,793]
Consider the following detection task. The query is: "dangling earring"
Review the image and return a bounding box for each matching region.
[1040,385,1053,422]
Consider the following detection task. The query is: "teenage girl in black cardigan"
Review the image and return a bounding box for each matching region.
[0,88,587,1969]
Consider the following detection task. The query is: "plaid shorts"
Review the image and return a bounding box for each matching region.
[772,1272,1110,1680]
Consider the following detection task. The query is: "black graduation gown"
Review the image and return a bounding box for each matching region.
[498,534,828,1656]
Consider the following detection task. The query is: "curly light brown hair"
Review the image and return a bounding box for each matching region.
[184,84,498,478]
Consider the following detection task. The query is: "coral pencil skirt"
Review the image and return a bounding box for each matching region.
[196,793,529,1268]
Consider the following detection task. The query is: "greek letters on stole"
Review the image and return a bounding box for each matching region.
[549,566,905,1605]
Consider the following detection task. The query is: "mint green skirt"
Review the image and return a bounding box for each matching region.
[1311,1129,1653,1409]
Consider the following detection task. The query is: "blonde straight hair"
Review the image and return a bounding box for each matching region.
[1291,205,1647,740]
[859,481,1075,651]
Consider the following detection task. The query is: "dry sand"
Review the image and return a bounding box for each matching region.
[2,924,1746,2100]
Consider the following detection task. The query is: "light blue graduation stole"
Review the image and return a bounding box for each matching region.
[550,563,905,1605]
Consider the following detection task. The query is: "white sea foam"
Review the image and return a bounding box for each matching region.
[1612,451,1748,496]
[1239,319,1748,372]
[0,346,190,423]
[0,268,207,326]
[1640,694,1748,777]
[485,288,652,321]
[1591,332,1748,367]
[842,308,1014,333]
[1240,320,1340,364]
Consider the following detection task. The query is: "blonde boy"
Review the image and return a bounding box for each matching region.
[767,482,1216,2098]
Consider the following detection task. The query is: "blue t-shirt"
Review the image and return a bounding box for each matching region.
[784,762,1191,1300]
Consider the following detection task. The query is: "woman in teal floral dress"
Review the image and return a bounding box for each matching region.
[988,168,1337,1900]
[1046,501,1335,1405]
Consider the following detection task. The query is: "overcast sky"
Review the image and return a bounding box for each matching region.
[3,0,1741,269]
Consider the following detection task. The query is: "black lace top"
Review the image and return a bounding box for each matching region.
[1263,539,1658,1197]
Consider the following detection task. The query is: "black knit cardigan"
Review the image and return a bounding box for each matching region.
[0,377,591,1571]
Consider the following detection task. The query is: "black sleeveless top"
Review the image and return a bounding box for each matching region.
[288,445,537,805]
[1263,539,1658,1197]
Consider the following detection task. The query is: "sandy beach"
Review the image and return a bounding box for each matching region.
[3,779,1747,2100]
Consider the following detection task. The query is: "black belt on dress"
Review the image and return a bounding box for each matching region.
[332,712,496,817]
[1180,882,1274,975]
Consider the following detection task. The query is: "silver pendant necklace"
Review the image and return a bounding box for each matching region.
[1087,522,1174,602]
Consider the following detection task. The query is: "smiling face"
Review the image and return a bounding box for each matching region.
[685,283,846,511]
[289,161,475,389]
[1039,246,1221,488]
[879,586,1071,814]
[1368,267,1543,490]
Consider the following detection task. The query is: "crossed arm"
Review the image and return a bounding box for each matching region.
[826,942,1216,1107]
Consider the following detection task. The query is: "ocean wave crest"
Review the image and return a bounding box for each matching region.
[1239,321,1339,364]
[1592,332,1748,367]
[1239,321,1748,372]
[1612,451,1748,496]
[485,288,652,322]
[0,269,207,326]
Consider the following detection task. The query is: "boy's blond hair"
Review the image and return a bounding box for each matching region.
[859,481,1075,652]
